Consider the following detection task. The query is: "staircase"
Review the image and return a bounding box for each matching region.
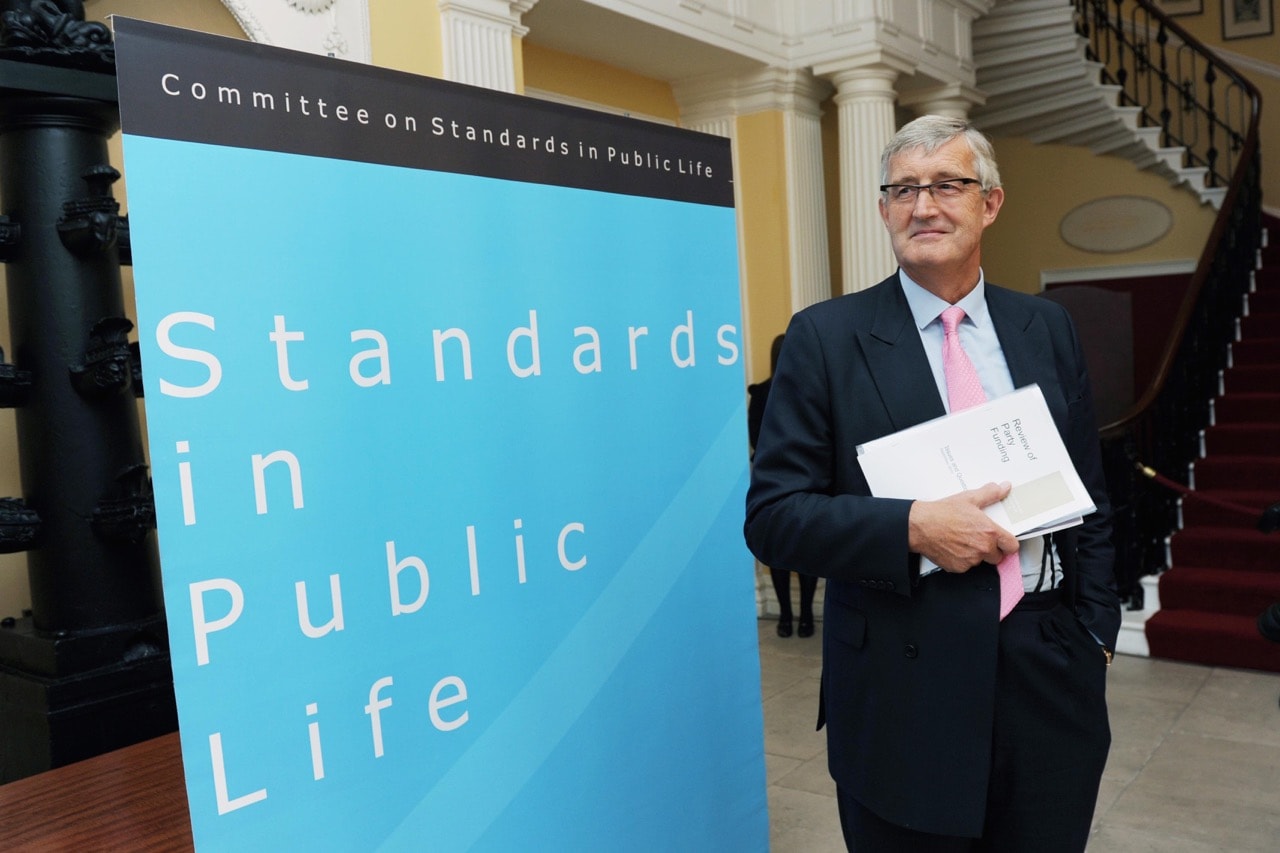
[1142,214,1280,672]
[970,0,1226,208]
[970,0,1274,669]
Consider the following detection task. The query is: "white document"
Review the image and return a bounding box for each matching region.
[856,385,1095,539]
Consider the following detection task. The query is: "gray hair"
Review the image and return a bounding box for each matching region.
[879,115,1002,191]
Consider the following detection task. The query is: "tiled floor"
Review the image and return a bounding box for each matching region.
[759,619,1280,852]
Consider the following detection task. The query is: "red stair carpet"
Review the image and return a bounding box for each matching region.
[1145,213,1280,672]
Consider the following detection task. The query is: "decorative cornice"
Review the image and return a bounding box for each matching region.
[673,66,832,119]
[219,0,371,61]
[812,48,916,82]
[439,0,538,37]
[594,0,989,74]
[220,0,272,44]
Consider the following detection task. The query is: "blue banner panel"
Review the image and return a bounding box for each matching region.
[114,18,766,853]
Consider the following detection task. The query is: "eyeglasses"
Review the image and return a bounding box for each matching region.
[879,178,983,204]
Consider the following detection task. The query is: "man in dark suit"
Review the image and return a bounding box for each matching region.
[744,115,1119,851]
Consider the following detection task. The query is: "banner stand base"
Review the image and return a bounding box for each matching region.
[0,615,177,784]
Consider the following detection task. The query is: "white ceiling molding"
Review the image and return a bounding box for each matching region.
[219,0,371,62]
[527,0,992,94]
[593,0,991,65]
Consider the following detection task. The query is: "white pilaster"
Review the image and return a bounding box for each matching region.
[822,62,906,293]
[438,0,538,92]
[774,70,834,312]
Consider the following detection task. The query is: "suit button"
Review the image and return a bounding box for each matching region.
[904,644,918,659]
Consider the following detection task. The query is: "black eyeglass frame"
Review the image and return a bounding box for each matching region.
[878,177,984,201]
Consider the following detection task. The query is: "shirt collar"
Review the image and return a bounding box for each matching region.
[898,268,990,332]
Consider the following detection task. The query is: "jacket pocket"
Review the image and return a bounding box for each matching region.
[827,607,867,649]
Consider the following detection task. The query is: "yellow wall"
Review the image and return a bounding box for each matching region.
[983,138,1218,292]
[91,0,244,37]
[370,0,443,78]
[734,111,793,384]
[522,42,680,122]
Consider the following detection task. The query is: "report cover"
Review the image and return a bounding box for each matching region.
[857,385,1095,538]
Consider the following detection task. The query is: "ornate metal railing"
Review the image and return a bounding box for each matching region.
[1075,0,1254,189]
[1072,0,1262,606]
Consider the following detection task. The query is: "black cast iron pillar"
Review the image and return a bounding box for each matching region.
[0,1,174,783]
[0,92,162,630]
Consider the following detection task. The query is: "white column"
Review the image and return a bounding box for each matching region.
[820,62,905,293]
[778,71,834,312]
[438,0,538,92]
[898,83,986,120]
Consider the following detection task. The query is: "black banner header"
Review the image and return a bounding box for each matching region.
[112,18,735,208]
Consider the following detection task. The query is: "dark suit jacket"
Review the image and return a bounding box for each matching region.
[744,274,1119,837]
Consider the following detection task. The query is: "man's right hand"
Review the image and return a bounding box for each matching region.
[907,481,1019,573]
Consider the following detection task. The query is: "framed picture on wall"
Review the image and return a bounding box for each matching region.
[1158,0,1203,16]
[1222,0,1274,38]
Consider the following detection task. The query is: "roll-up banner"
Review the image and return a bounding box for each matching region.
[112,17,766,853]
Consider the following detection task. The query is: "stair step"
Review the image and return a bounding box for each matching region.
[973,9,1076,52]
[1176,164,1209,189]
[1181,489,1278,528]
[1025,107,1133,145]
[1169,526,1280,572]
[1254,267,1280,289]
[1247,291,1280,313]
[1146,609,1280,672]
[1229,338,1280,367]
[1199,186,1227,209]
[1222,364,1280,394]
[978,66,1104,100]
[972,88,1127,132]
[1202,423,1280,456]
[1192,455,1280,490]
[1213,393,1280,423]
[1239,313,1280,339]
[1158,566,1280,616]
[1145,145,1186,172]
[973,38,1087,79]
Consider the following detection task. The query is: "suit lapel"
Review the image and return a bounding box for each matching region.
[858,275,947,432]
[987,286,1068,431]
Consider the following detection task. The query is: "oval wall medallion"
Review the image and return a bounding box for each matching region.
[1059,196,1173,253]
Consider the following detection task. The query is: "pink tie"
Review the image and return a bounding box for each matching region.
[940,306,1024,620]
